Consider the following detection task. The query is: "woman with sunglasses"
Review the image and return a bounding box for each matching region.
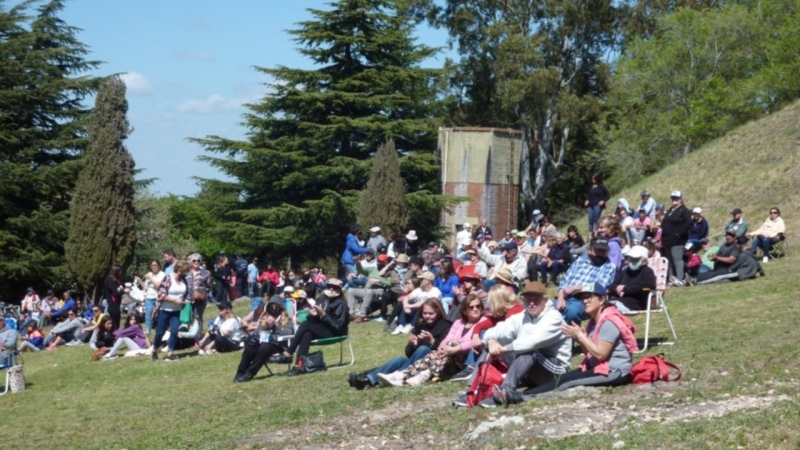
[136,259,166,334]
[378,294,487,387]
[186,253,212,330]
[234,299,294,382]
[747,207,785,262]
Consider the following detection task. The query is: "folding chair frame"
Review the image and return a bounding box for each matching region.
[622,256,678,353]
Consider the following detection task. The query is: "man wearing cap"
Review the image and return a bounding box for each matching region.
[608,246,656,312]
[555,237,616,324]
[688,207,709,244]
[347,254,395,323]
[686,231,745,285]
[724,208,749,238]
[476,238,528,292]
[525,209,545,234]
[637,191,657,220]
[457,237,473,262]
[367,227,387,252]
[474,219,492,240]
[457,223,473,249]
[465,282,571,408]
[661,191,693,283]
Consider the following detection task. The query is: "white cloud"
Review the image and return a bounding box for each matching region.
[177,94,249,114]
[120,72,155,95]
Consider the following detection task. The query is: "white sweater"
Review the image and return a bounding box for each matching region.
[483,303,572,369]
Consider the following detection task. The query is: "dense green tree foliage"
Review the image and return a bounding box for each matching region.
[0,0,100,298]
[192,0,446,266]
[65,76,136,298]
[597,0,800,191]
[357,140,408,236]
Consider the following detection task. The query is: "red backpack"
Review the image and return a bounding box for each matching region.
[466,360,508,407]
[631,354,682,385]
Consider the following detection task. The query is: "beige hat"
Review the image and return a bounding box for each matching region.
[394,253,409,264]
[419,271,436,282]
[495,268,514,285]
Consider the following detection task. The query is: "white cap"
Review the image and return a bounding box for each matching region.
[283,286,295,293]
[670,190,682,198]
[462,238,472,246]
[463,222,471,228]
[369,226,380,233]
[628,245,648,259]
[532,209,542,215]
[692,207,702,214]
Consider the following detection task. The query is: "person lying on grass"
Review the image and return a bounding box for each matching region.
[365,294,486,388]
[102,314,151,360]
[279,278,349,377]
[491,282,637,406]
[348,298,451,389]
[452,281,571,408]
[234,298,294,382]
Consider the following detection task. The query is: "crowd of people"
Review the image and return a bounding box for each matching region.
[1,191,786,409]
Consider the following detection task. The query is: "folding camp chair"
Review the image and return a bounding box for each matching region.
[622,256,678,353]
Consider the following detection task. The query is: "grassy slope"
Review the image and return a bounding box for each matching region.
[2,103,799,449]
[601,99,800,239]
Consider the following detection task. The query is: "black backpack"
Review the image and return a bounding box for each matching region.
[234,257,248,274]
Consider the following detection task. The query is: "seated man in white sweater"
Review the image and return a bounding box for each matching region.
[476,281,571,408]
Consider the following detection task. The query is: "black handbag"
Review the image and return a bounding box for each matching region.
[298,350,326,373]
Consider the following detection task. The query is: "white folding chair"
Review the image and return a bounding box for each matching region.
[623,257,678,353]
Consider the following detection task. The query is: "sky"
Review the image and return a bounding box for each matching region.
[52,0,452,197]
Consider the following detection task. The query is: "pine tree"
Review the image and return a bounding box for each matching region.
[192,0,442,264]
[65,76,136,298]
[357,139,408,236]
[0,0,101,297]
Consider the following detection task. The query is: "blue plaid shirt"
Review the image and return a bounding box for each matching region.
[558,256,616,292]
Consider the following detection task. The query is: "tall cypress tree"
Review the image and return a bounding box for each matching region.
[192,0,442,264]
[66,76,136,298]
[357,139,408,236]
[0,0,101,297]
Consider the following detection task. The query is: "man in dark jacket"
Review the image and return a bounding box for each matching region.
[608,246,657,311]
[660,191,693,284]
[538,233,571,285]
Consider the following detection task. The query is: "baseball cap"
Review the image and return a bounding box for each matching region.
[282,286,295,294]
[532,209,542,216]
[640,190,649,196]
[516,231,527,238]
[501,241,518,251]
[628,245,648,260]
[590,236,610,250]
[377,254,390,264]
[692,207,702,214]
[369,226,380,233]
[574,282,607,297]
[655,204,665,211]
[463,222,472,228]
[419,271,436,281]
[670,191,682,199]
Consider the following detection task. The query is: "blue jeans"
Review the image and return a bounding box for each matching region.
[153,309,181,352]
[250,296,263,311]
[750,236,774,257]
[539,261,565,285]
[366,345,431,385]
[587,205,603,232]
[442,297,454,315]
[397,308,420,326]
[344,263,357,277]
[144,299,156,333]
[553,297,587,325]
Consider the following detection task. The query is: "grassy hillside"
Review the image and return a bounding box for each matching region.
[598,99,800,238]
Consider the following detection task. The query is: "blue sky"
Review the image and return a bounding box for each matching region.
[53,0,452,197]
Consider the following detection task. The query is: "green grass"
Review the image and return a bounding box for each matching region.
[3,97,800,449]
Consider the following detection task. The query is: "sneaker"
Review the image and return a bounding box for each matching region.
[382,324,394,333]
[152,351,158,361]
[452,394,469,408]
[164,355,179,362]
[46,344,57,351]
[492,385,525,406]
[391,326,404,336]
[374,317,386,323]
[100,354,118,361]
[65,340,83,347]
[763,256,769,264]
[478,397,498,408]
[280,366,303,377]
[684,274,694,287]
[400,324,413,334]
[451,366,474,382]
[198,349,206,356]
[234,372,253,383]
[668,275,683,286]
[377,371,405,387]
[405,369,431,387]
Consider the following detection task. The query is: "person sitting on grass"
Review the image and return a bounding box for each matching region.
[74,304,105,345]
[448,266,486,322]
[567,225,587,263]
[89,316,117,361]
[554,237,616,326]
[455,282,571,408]
[453,285,526,383]
[234,298,295,382]
[492,282,637,406]
[44,309,84,350]
[279,278,349,377]
[198,302,243,355]
[538,233,570,286]
[747,207,785,262]
[689,235,762,285]
[374,294,487,388]
[102,314,151,360]
[680,230,740,286]
[0,317,18,362]
[608,245,657,313]
[160,313,202,352]
[18,322,44,353]
[349,298,451,389]
[391,272,442,335]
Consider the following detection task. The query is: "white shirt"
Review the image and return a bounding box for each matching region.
[410,287,442,303]
[456,229,472,248]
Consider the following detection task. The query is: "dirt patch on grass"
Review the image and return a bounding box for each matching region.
[238,381,797,449]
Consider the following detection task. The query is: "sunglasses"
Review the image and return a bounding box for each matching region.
[770,211,778,214]
[92,309,100,313]
[467,304,482,310]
